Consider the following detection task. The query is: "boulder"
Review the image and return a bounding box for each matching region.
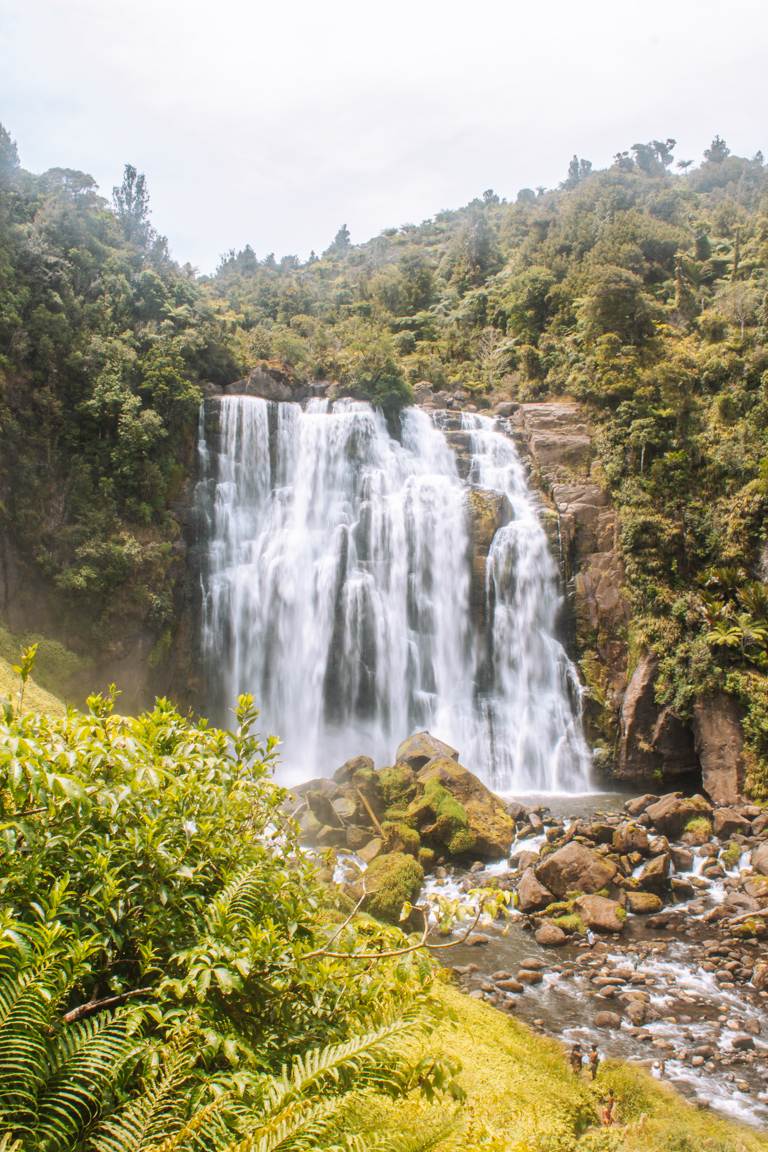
[625,891,663,915]
[693,694,746,805]
[594,1011,622,1029]
[713,808,752,839]
[396,731,459,770]
[517,867,554,913]
[624,794,659,817]
[742,876,768,900]
[414,757,515,859]
[362,852,424,924]
[645,793,712,839]
[358,837,383,864]
[333,755,375,784]
[670,846,694,872]
[534,841,618,898]
[574,894,626,933]
[636,853,671,894]
[612,822,649,855]
[535,921,567,947]
[752,842,768,876]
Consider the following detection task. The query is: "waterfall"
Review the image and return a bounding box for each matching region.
[197,396,591,792]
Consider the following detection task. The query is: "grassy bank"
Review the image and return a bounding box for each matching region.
[366,981,768,1151]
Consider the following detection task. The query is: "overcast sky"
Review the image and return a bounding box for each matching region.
[2,0,766,273]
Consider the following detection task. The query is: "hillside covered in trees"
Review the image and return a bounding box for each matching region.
[1,125,768,794]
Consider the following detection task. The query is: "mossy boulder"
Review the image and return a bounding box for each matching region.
[378,763,417,810]
[412,756,515,860]
[363,852,424,923]
[381,820,421,857]
[645,793,712,838]
[534,841,618,898]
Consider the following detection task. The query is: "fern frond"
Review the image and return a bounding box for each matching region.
[262,1015,424,1116]
[35,1013,139,1151]
[228,1097,343,1152]
[0,964,61,1121]
[375,1115,461,1152]
[206,867,265,933]
[89,1025,198,1152]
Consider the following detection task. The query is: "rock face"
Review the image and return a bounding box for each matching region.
[534,841,618,898]
[616,656,698,783]
[693,695,746,805]
[466,489,510,615]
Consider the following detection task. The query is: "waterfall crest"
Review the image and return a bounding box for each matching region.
[198,396,591,791]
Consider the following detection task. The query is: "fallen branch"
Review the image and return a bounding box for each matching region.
[63,987,153,1024]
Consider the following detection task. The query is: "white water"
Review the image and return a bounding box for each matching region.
[198,396,591,790]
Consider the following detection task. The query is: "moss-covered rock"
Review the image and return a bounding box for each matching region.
[378,763,417,809]
[363,851,424,924]
[381,820,421,857]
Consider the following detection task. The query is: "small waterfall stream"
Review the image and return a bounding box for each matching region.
[197,396,591,791]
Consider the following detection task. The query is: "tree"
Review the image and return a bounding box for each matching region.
[715,280,761,341]
[112,163,151,246]
[704,135,730,163]
[564,155,592,188]
[325,223,351,257]
[0,122,19,179]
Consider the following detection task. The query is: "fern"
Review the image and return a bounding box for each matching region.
[90,1025,198,1152]
[35,1013,138,1151]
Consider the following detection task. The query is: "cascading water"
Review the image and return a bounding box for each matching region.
[197,395,591,791]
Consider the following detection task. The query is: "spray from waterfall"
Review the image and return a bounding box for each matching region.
[197,396,591,792]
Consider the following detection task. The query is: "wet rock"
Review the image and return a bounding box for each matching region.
[731,1034,755,1051]
[535,921,567,947]
[575,894,626,933]
[713,808,752,839]
[345,825,372,851]
[517,969,544,985]
[753,962,768,990]
[645,793,712,839]
[506,800,532,822]
[534,840,618,898]
[396,731,459,769]
[670,846,694,872]
[495,978,525,993]
[519,958,547,970]
[331,794,358,822]
[625,1000,649,1025]
[594,1010,622,1029]
[517,867,554,912]
[742,876,768,900]
[626,891,663,915]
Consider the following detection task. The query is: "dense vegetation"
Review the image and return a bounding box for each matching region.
[2,125,768,792]
[0,679,473,1150]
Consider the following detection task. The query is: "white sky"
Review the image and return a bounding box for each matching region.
[2,0,766,273]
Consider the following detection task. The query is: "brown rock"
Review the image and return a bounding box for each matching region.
[535,841,618,898]
[743,876,768,900]
[693,694,746,805]
[625,794,659,817]
[752,842,768,876]
[626,891,663,914]
[535,921,567,947]
[670,846,694,872]
[636,854,671,894]
[333,755,375,784]
[594,1010,622,1029]
[358,837,383,863]
[517,867,555,912]
[713,808,752,839]
[612,822,650,855]
[617,656,697,783]
[575,894,626,933]
[517,969,544,985]
[645,793,712,839]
